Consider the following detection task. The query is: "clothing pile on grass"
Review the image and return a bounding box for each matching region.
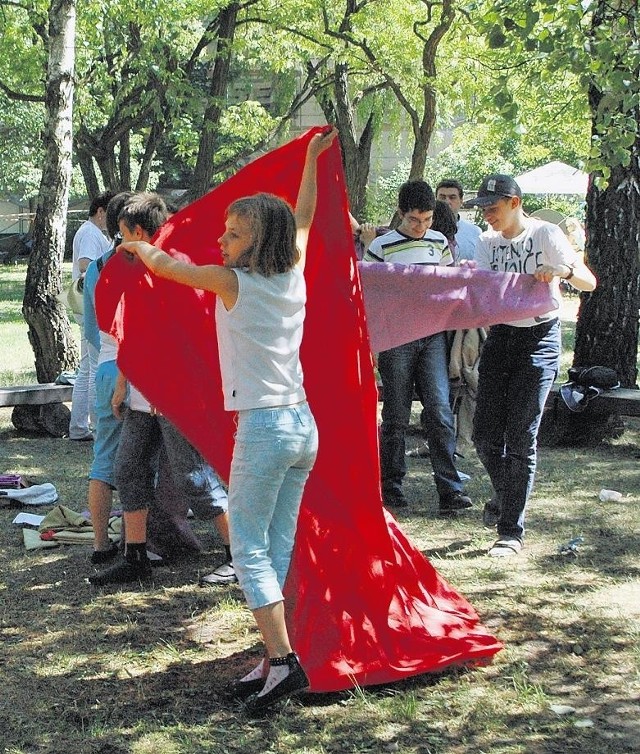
[1,473,121,551]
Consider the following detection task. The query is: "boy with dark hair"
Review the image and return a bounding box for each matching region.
[90,192,234,585]
[118,192,169,238]
[364,180,472,514]
[436,178,482,261]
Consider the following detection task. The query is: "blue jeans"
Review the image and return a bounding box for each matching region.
[378,333,462,500]
[472,320,560,541]
[228,401,318,610]
[89,360,121,486]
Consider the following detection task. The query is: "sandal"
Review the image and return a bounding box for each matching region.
[244,653,309,714]
[488,538,523,557]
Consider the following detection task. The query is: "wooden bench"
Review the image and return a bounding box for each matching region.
[0,383,73,408]
[377,381,640,417]
[545,384,640,417]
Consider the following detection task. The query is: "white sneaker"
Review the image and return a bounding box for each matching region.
[199,562,237,586]
[488,538,523,557]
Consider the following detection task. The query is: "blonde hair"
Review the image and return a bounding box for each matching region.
[227,193,298,276]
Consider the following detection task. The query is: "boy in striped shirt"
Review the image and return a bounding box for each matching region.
[363,180,472,514]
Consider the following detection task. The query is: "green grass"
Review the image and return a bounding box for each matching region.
[0,263,639,754]
[0,261,78,385]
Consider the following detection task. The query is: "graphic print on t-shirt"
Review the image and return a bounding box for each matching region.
[487,235,543,274]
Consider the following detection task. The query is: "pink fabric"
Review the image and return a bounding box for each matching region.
[358,261,557,353]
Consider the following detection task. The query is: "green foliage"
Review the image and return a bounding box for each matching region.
[0,0,634,203]
[0,0,48,98]
[366,160,411,223]
[0,95,44,200]
[469,0,639,183]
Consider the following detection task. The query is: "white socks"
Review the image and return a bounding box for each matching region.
[240,659,266,684]
[257,663,290,697]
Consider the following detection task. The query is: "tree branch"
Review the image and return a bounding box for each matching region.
[0,79,44,102]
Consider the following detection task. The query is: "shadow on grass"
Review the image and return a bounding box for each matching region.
[1,410,639,754]
[2,631,636,754]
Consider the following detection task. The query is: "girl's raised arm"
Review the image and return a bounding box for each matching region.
[118,241,239,309]
[295,127,338,270]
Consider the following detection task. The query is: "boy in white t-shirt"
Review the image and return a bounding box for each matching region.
[69,191,114,440]
[464,174,596,557]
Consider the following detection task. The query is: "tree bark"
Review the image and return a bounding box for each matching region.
[315,63,379,220]
[187,4,239,202]
[574,157,640,387]
[574,1,640,389]
[75,140,100,199]
[136,122,165,192]
[407,86,437,181]
[23,0,78,383]
[406,0,454,179]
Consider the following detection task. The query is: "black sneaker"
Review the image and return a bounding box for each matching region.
[382,489,408,508]
[438,491,473,515]
[89,556,152,586]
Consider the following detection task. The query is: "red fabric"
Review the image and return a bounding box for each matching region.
[96,128,502,692]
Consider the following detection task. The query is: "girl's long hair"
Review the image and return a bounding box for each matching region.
[227,193,298,276]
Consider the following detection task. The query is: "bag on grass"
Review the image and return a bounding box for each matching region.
[0,474,26,489]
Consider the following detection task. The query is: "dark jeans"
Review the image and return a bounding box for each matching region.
[378,333,463,500]
[472,320,560,541]
[115,411,226,516]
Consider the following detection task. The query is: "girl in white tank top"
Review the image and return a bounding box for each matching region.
[119,129,338,714]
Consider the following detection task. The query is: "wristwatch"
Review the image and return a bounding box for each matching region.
[563,265,575,280]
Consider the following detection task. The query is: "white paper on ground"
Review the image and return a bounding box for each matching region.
[12,512,45,527]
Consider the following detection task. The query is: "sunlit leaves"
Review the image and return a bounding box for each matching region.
[469,0,639,178]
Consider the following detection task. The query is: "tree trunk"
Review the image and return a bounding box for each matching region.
[187,4,239,202]
[119,131,131,190]
[136,122,165,191]
[95,151,120,193]
[406,0,454,180]
[76,141,100,199]
[574,159,640,387]
[23,0,78,383]
[408,93,437,181]
[544,0,640,447]
[333,64,377,220]
[316,63,379,220]
[574,3,640,389]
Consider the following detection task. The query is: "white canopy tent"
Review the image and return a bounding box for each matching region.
[515,161,589,195]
